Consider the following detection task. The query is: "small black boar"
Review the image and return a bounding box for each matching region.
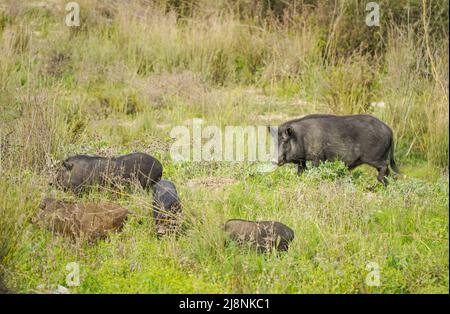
[34,197,128,240]
[224,219,295,253]
[272,114,399,185]
[55,152,163,193]
[152,180,182,237]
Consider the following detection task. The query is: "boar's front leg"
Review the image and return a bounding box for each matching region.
[297,160,306,175]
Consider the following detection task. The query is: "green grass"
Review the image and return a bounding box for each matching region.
[1,161,448,293]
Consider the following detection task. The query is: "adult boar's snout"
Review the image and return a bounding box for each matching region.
[275,151,286,166]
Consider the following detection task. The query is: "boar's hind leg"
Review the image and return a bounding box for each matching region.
[370,160,390,186]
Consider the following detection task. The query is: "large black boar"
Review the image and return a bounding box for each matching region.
[272,114,399,184]
[224,219,295,253]
[152,180,182,237]
[55,152,163,193]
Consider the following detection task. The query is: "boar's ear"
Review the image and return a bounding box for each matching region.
[62,161,73,170]
[282,127,293,139]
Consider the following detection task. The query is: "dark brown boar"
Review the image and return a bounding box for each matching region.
[224,219,295,253]
[272,114,399,185]
[33,197,128,240]
[152,180,182,237]
[54,152,163,193]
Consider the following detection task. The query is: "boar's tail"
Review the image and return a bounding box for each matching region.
[389,138,400,174]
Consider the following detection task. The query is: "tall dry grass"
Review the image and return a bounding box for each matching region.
[0,0,447,171]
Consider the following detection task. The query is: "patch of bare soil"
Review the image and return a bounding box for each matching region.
[187,177,237,189]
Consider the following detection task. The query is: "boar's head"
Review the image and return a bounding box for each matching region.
[153,202,182,237]
[54,160,74,190]
[275,125,299,166]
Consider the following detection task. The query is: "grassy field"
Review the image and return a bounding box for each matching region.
[0,0,448,293]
